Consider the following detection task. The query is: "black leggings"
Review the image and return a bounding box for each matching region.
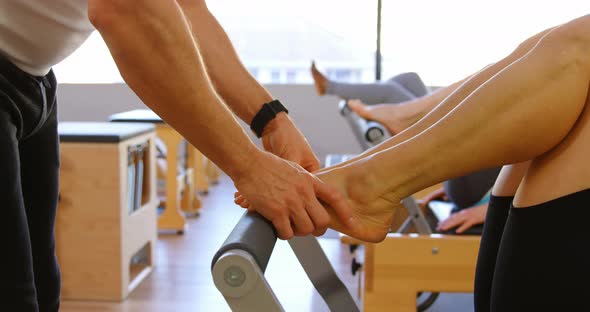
[474,195,512,311]
[475,190,590,311]
[0,55,60,312]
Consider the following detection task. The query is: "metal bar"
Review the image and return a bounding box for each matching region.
[288,236,360,312]
[375,0,383,81]
[402,197,432,234]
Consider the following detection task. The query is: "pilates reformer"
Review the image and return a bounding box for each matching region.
[212,98,479,311]
[211,104,448,311]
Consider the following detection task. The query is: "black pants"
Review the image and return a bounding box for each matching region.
[475,190,590,311]
[474,195,512,312]
[0,55,60,312]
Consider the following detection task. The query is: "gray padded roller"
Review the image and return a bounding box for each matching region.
[212,212,277,273]
[212,211,360,311]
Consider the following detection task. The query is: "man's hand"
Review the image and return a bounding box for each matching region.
[436,203,487,234]
[233,151,356,240]
[260,113,320,172]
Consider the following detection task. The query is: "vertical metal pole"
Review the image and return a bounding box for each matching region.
[375,0,383,81]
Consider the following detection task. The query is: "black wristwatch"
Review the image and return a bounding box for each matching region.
[250,100,289,138]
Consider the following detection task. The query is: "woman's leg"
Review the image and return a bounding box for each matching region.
[347,98,435,134]
[489,101,590,309]
[318,15,590,242]
[310,61,329,95]
[326,81,416,104]
[486,59,590,309]
[323,25,557,172]
[310,62,417,104]
[328,80,416,104]
[490,188,590,311]
[473,161,529,312]
[389,71,429,97]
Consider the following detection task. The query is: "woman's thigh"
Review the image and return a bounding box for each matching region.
[490,84,590,311]
[514,87,590,207]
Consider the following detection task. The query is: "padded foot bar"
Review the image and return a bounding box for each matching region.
[212,212,281,311]
[212,212,359,312]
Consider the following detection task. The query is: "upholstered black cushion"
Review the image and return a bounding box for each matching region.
[109,109,164,124]
[59,122,155,143]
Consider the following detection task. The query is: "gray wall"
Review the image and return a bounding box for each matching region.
[57,83,362,164]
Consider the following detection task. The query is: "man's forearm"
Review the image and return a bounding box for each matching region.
[88,0,262,180]
[176,1,322,173]
[177,0,272,123]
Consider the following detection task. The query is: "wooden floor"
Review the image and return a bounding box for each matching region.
[61,174,473,312]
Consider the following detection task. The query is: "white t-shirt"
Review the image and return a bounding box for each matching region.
[0,0,94,76]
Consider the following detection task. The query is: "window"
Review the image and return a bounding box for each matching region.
[56,1,586,86]
[333,69,352,81]
[54,1,377,84]
[208,0,377,84]
[379,0,590,86]
[286,70,297,83]
[270,70,282,83]
[247,67,259,78]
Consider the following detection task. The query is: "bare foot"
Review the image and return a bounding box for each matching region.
[347,99,410,134]
[233,155,403,242]
[311,61,329,96]
[315,161,403,243]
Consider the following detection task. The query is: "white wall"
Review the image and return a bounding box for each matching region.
[57,83,363,163]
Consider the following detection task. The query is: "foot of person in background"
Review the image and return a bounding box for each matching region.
[347,99,413,134]
[311,61,328,96]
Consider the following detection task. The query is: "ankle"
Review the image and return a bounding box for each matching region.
[360,154,409,204]
[342,157,383,203]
